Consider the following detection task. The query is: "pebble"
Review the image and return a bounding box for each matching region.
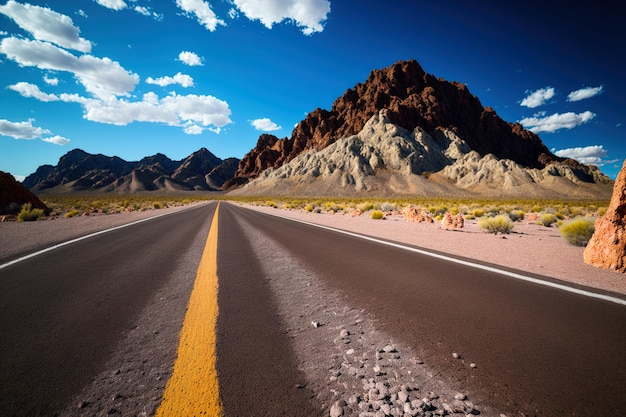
[330,401,344,417]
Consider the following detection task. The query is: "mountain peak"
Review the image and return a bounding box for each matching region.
[226,59,559,188]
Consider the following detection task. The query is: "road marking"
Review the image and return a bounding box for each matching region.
[0,205,202,271]
[254,208,626,307]
[156,203,222,416]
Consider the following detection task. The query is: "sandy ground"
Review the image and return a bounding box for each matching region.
[240,204,626,296]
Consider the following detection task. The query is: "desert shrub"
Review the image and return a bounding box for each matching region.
[597,207,607,217]
[356,202,374,212]
[65,210,80,218]
[478,215,514,234]
[530,205,543,213]
[266,201,278,208]
[379,202,397,212]
[153,202,162,209]
[17,203,44,222]
[508,210,525,222]
[471,208,485,218]
[305,204,314,212]
[559,217,595,246]
[538,213,558,227]
[371,210,385,220]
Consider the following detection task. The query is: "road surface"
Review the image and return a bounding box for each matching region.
[1,201,624,416]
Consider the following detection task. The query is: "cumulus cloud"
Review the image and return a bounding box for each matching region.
[0,118,50,139]
[567,86,604,102]
[43,75,59,85]
[146,72,194,88]
[0,0,91,52]
[9,81,59,101]
[95,0,127,11]
[71,92,232,134]
[520,87,555,108]
[9,81,232,135]
[42,135,70,146]
[553,145,615,166]
[176,0,225,31]
[251,118,282,131]
[233,0,330,35]
[0,37,139,98]
[519,111,595,133]
[178,51,204,66]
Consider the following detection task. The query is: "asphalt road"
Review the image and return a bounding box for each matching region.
[1,201,625,416]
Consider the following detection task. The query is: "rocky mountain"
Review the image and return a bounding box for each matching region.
[226,59,562,189]
[24,148,239,193]
[229,111,613,198]
[1,171,48,215]
[226,59,611,198]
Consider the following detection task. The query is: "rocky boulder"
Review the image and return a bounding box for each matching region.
[584,160,626,273]
[0,171,48,215]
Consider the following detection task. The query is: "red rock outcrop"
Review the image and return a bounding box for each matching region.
[583,160,626,273]
[0,171,48,215]
[225,59,562,188]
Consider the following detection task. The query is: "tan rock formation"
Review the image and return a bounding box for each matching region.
[583,160,626,273]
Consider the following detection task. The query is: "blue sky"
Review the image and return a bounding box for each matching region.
[0,0,624,182]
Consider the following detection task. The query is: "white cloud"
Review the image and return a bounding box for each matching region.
[8,82,233,134]
[9,81,59,101]
[146,72,194,88]
[233,0,330,35]
[251,117,282,131]
[0,37,139,98]
[0,0,91,52]
[183,123,204,135]
[177,50,204,66]
[42,135,70,146]
[567,86,604,102]
[520,87,555,108]
[176,0,225,31]
[95,0,127,11]
[519,111,595,133]
[43,75,59,85]
[0,118,50,139]
[553,145,614,166]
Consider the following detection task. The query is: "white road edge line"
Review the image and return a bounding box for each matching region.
[254,208,626,307]
[0,205,201,271]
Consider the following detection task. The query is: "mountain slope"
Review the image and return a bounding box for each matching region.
[225,59,561,188]
[229,111,613,198]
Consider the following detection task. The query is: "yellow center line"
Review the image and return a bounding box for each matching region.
[156,203,222,416]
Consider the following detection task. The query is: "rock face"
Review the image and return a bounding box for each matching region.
[23,148,239,193]
[225,59,565,188]
[0,171,48,215]
[228,111,613,198]
[584,160,626,273]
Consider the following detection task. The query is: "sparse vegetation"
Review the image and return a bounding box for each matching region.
[478,215,515,234]
[65,210,81,218]
[17,203,44,222]
[559,217,595,246]
[538,213,559,227]
[370,210,385,220]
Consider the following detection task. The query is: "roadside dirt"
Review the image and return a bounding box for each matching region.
[243,204,626,296]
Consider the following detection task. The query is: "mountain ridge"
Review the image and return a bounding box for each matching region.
[23,148,239,194]
[225,59,566,188]
[228,110,612,199]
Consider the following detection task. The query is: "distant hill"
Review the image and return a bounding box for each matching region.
[23,148,239,194]
[226,59,612,198]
